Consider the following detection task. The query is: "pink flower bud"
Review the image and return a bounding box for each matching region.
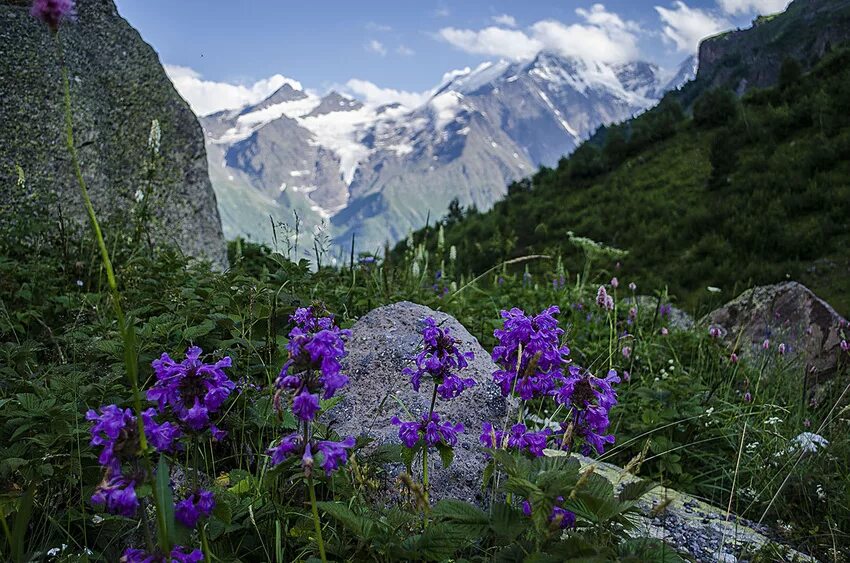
[743,392,752,403]
[762,339,770,350]
[610,277,619,289]
[778,343,786,356]
[730,353,739,364]
[660,327,669,336]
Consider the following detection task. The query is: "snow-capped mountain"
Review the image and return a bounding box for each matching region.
[201,52,695,256]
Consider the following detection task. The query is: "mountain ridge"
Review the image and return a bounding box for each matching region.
[200,51,695,258]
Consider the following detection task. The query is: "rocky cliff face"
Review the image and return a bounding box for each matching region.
[695,0,850,94]
[0,0,228,268]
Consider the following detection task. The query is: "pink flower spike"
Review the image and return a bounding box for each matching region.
[30,0,76,31]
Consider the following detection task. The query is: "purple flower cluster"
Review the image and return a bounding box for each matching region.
[175,489,215,528]
[403,317,475,399]
[276,307,351,421]
[269,307,357,478]
[521,498,576,529]
[121,546,203,563]
[86,405,179,517]
[596,286,613,311]
[392,413,464,449]
[479,422,551,457]
[30,0,75,30]
[491,306,570,400]
[148,346,235,433]
[267,433,356,476]
[554,367,620,455]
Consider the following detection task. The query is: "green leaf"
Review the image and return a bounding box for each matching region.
[315,501,377,539]
[618,479,656,503]
[182,319,216,341]
[490,502,526,541]
[155,456,177,547]
[432,499,489,538]
[435,443,454,469]
[11,486,34,563]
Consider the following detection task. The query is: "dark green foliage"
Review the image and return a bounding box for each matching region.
[779,56,803,90]
[693,88,739,128]
[397,46,850,314]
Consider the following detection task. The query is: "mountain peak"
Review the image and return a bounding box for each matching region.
[306,90,364,117]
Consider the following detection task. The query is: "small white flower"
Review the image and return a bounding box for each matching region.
[707,286,721,293]
[134,189,145,202]
[76,280,83,287]
[449,245,457,262]
[705,407,715,417]
[411,261,421,278]
[745,441,760,454]
[765,417,783,426]
[792,432,829,454]
[148,119,161,155]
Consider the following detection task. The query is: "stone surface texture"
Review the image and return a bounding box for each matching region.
[0,0,227,268]
[330,301,508,505]
[702,281,848,384]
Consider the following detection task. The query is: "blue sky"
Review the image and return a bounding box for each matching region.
[114,0,790,115]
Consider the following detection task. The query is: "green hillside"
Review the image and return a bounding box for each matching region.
[398,47,850,314]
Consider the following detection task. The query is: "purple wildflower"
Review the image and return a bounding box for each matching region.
[778,343,787,356]
[480,422,551,457]
[554,367,619,455]
[276,308,351,420]
[596,286,613,311]
[621,346,631,359]
[315,437,356,475]
[403,317,475,399]
[91,470,139,517]
[762,339,770,350]
[708,326,722,339]
[86,405,179,467]
[660,327,669,336]
[491,306,570,400]
[730,353,739,364]
[610,277,619,289]
[266,433,355,476]
[121,546,204,563]
[744,392,752,403]
[391,413,464,449]
[148,347,235,432]
[30,0,75,30]
[521,498,576,529]
[628,282,637,292]
[175,489,215,528]
[841,339,849,352]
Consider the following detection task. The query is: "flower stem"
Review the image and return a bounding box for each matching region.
[200,523,212,563]
[54,30,168,553]
[307,475,327,563]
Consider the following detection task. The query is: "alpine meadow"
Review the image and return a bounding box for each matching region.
[1,0,849,562]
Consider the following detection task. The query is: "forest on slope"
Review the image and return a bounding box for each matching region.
[397,44,850,314]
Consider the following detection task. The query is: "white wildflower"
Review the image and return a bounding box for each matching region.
[449,245,457,262]
[148,119,161,155]
[707,286,721,293]
[765,417,783,426]
[411,261,421,278]
[792,432,829,454]
[134,189,145,203]
[816,484,826,501]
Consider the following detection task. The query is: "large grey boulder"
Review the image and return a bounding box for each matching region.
[702,281,847,384]
[331,301,508,504]
[0,0,227,268]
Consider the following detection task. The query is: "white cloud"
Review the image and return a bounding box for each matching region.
[655,1,729,53]
[438,26,543,61]
[717,0,790,15]
[438,4,641,64]
[164,64,301,116]
[345,79,431,108]
[366,39,387,56]
[491,14,517,27]
[396,44,415,56]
